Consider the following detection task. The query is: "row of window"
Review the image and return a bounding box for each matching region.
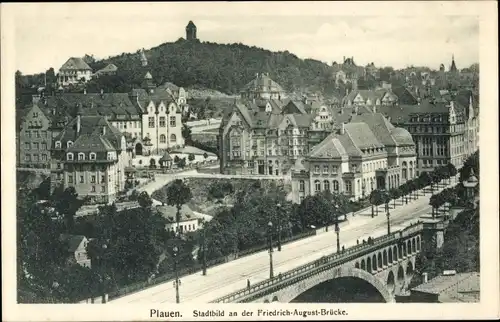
[408,126,448,134]
[67,174,110,185]
[159,134,177,144]
[24,142,48,150]
[147,104,178,115]
[148,116,177,128]
[313,165,340,175]
[409,115,445,123]
[298,179,352,194]
[24,154,48,162]
[113,121,140,130]
[24,130,48,139]
[67,152,116,161]
[168,223,197,233]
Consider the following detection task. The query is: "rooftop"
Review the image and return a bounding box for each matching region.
[411,272,480,303]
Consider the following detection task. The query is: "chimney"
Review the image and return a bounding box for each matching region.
[422,272,428,284]
[76,114,81,135]
[340,122,345,135]
[84,88,87,95]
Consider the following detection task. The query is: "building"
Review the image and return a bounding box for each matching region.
[139,48,148,67]
[17,100,54,168]
[332,57,366,88]
[57,57,93,86]
[59,234,92,268]
[186,20,197,41]
[155,204,201,233]
[290,113,417,203]
[409,272,479,303]
[157,82,188,112]
[50,112,131,204]
[377,91,479,174]
[94,63,118,77]
[240,73,287,100]
[343,89,399,107]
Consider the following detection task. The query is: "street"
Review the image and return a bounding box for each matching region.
[109,182,450,304]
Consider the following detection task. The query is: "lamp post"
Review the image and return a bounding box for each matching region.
[462,168,478,208]
[276,203,282,252]
[267,221,274,279]
[362,182,366,199]
[202,224,207,276]
[386,204,391,235]
[333,204,340,253]
[173,246,181,303]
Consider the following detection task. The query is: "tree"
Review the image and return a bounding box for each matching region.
[389,188,401,209]
[188,153,195,162]
[446,163,458,184]
[174,155,180,163]
[177,157,187,169]
[166,179,193,234]
[182,124,192,143]
[369,189,385,217]
[137,191,153,211]
[149,158,156,169]
[418,172,432,194]
[53,187,85,233]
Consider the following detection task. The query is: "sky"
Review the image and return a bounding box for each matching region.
[10,2,480,75]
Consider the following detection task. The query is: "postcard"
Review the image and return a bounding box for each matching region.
[1,1,499,321]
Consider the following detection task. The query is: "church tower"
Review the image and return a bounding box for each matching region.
[450,54,458,73]
[186,21,197,41]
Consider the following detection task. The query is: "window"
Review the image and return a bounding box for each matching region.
[315,180,321,192]
[55,141,61,148]
[78,153,85,161]
[67,153,74,161]
[101,186,106,193]
[33,154,39,161]
[26,131,31,138]
[170,134,177,143]
[159,116,166,127]
[101,175,105,183]
[24,142,30,150]
[67,141,73,148]
[333,180,339,191]
[41,142,47,150]
[33,112,39,118]
[323,165,329,174]
[170,116,176,127]
[80,175,84,183]
[68,175,73,184]
[35,131,40,138]
[57,162,61,169]
[42,154,47,161]
[324,180,330,191]
[91,175,96,183]
[332,166,338,174]
[25,154,31,161]
[33,142,39,150]
[149,117,155,128]
[90,153,96,160]
[314,165,320,174]
[91,186,96,192]
[345,180,352,193]
[299,180,305,192]
[160,134,166,143]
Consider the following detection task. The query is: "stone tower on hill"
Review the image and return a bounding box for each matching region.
[186,21,197,41]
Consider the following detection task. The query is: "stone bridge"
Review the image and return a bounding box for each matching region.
[211,222,423,303]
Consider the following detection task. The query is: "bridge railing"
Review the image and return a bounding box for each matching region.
[210,221,424,303]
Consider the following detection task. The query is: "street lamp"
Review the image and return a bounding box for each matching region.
[386,205,391,235]
[267,221,274,279]
[333,204,340,253]
[276,203,282,252]
[173,246,181,303]
[462,168,478,207]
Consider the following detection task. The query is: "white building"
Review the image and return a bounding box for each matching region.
[57,57,93,86]
[155,204,201,233]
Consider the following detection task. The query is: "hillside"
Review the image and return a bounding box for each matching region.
[82,39,338,96]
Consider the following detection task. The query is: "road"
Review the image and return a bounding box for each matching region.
[109,182,453,304]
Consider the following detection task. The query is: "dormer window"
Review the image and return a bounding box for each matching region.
[67,153,74,161]
[67,141,73,148]
[78,153,85,161]
[55,141,61,148]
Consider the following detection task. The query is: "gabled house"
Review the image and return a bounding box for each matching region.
[59,234,91,268]
[57,57,93,86]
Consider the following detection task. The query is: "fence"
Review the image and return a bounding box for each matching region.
[211,221,424,303]
[107,229,317,301]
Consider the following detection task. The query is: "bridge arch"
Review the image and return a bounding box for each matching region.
[388,248,393,263]
[403,243,407,257]
[366,257,372,273]
[398,244,403,259]
[287,267,395,303]
[407,240,412,255]
[355,262,360,269]
[387,271,395,293]
[372,255,377,271]
[412,238,416,253]
[264,299,270,303]
[377,253,383,269]
[393,246,398,262]
[383,250,388,266]
[272,296,279,302]
[360,259,366,271]
[406,261,414,280]
[416,236,421,251]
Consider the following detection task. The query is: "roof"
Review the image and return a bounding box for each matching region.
[412,272,480,302]
[144,71,153,80]
[390,127,414,146]
[67,134,117,153]
[344,122,384,149]
[186,20,196,28]
[241,73,285,94]
[308,133,348,159]
[155,204,197,223]
[95,63,118,74]
[59,234,86,253]
[60,57,92,71]
[160,151,173,161]
[350,113,398,147]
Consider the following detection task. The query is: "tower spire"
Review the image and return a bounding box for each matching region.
[450,54,457,72]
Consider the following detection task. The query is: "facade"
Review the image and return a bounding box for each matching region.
[290,113,417,203]
[50,113,131,204]
[157,82,188,112]
[94,63,118,77]
[378,91,479,174]
[343,89,399,107]
[57,57,93,86]
[155,204,200,233]
[240,73,287,100]
[59,234,92,268]
[17,101,54,168]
